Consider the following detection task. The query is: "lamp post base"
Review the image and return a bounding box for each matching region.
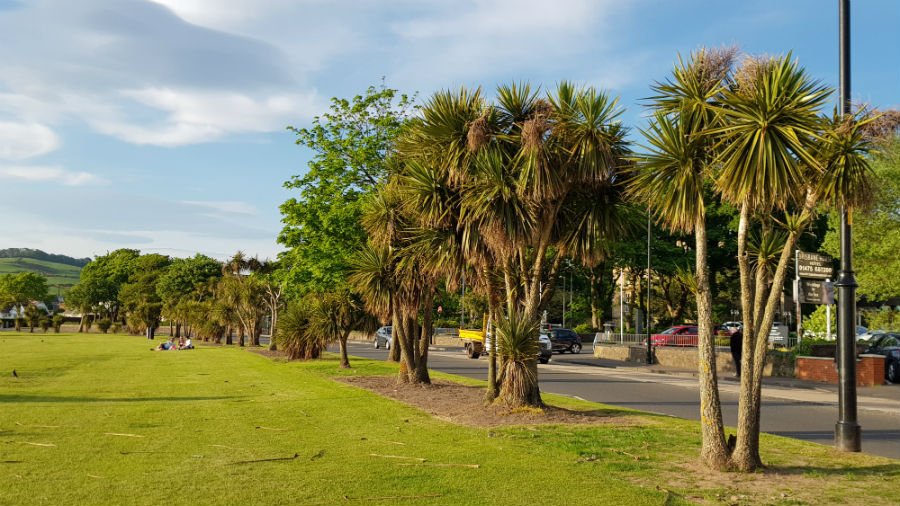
[835,421,861,452]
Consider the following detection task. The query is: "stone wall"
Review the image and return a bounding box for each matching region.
[348,330,462,348]
[796,354,885,387]
[594,344,795,377]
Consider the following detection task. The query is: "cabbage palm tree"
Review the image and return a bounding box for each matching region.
[396,82,634,407]
[711,54,878,471]
[629,47,736,470]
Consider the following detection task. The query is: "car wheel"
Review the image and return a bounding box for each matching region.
[571,343,582,354]
[539,357,549,364]
[888,360,898,384]
[374,339,380,349]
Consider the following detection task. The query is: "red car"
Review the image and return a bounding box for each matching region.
[651,325,699,347]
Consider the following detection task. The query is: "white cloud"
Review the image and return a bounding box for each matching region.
[84,87,322,146]
[182,200,258,216]
[0,165,105,186]
[0,121,59,159]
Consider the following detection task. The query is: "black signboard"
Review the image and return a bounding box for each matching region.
[794,278,835,304]
[797,251,833,280]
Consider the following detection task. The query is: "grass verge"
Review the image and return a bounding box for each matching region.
[1,332,897,505]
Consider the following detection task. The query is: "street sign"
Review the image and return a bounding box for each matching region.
[797,251,833,280]
[797,279,828,304]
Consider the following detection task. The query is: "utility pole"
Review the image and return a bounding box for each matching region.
[835,0,861,453]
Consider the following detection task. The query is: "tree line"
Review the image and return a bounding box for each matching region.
[277,49,898,472]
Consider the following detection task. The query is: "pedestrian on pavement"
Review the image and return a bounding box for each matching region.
[730,329,743,378]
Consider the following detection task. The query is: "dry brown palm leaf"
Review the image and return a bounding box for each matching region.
[467,114,491,153]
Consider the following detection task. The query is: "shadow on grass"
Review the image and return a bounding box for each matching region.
[0,394,244,403]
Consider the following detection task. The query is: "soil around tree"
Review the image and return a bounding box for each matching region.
[338,375,637,427]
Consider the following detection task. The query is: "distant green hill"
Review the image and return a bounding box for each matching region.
[0,248,90,268]
[0,257,82,291]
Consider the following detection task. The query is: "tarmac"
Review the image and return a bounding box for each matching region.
[426,342,900,415]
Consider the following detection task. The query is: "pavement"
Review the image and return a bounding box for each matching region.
[423,342,900,415]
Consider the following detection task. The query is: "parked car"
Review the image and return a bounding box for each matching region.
[542,327,583,354]
[721,321,743,334]
[863,332,900,383]
[374,326,392,349]
[537,334,553,364]
[472,329,553,364]
[650,325,698,347]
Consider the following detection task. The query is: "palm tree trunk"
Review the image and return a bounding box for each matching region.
[695,220,730,469]
[415,290,433,384]
[339,329,351,368]
[389,300,401,362]
[733,202,761,470]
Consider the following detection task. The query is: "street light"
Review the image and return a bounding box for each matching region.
[835,0,861,453]
[646,213,652,364]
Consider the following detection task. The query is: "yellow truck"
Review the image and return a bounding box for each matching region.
[459,328,486,359]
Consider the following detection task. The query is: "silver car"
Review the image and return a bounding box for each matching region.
[374,326,392,349]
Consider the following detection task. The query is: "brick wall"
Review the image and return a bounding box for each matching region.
[796,354,885,387]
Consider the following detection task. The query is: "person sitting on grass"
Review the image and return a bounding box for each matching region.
[180,337,193,350]
[154,338,175,351]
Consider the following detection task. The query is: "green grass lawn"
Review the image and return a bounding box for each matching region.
[1,333,897,506]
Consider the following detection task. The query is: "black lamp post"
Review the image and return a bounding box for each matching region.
[646,214,652,364]
[834,0,861,453]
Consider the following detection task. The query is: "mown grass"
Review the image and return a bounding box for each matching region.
[1,333,897,506]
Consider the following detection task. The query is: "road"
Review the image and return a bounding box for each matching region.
[343,341,900,460]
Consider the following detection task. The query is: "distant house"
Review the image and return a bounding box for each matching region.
[0,301,51,328]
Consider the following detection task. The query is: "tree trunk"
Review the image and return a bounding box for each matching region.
[389,301,401,362]
[226,327,233,345]
[175,322,181,338]
[694,220,730,469]
[339,330,351,368]
[415,290,433,384]
[269,306,279,351]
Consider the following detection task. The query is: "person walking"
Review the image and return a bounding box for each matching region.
[730,329,743,378]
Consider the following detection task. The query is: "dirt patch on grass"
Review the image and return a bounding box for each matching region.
[338,375,636,428]
[647,456,900,506]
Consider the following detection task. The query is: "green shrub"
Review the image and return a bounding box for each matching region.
[39,318,51,332]
[51,314,64,333]
[97,319,112,334]
[862,306,899,331]
[111,323,122,334]
[573,323,594,334]
[794,337,833,357]
[802,305,836,338]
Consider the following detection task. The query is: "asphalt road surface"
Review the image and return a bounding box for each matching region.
[343,341,900,460]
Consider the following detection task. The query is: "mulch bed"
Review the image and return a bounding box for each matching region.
[338,375,636,427]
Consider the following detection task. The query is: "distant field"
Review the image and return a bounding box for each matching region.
[0,257,81,289]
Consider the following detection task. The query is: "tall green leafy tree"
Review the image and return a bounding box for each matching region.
[822,137,900,302]
[279,83,416,294]
[156,254,222,336]
[74,249,140,322]
[0,272,49,331]
[119,254,171,337]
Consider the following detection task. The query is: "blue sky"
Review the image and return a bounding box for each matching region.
[0,0,896,261]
